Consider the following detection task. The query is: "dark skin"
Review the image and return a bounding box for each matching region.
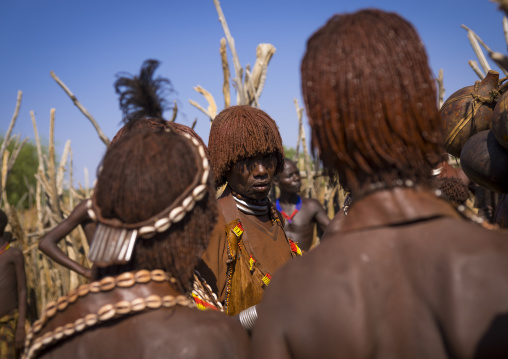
[226,153,278,230]
[0,231,27,351]
[37,280,249,359]
[39,199,95,279]
[253,187,508,358]
[274,159,329,251]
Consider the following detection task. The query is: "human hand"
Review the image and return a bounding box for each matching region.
[15,325,25,349]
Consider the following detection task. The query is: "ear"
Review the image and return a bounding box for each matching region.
[273,176,280,186]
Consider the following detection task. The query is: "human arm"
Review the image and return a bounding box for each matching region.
[38,200,93,279]
[13,249,27,349]
[310,198,330,231]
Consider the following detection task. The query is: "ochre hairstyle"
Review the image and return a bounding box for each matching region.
[110,117,207,153]
[93,130,217,293]
[208,105,284,187]
[301,9,443,194]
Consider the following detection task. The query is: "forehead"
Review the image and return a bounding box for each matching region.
[283,160,298,171]
[237,153,276,164]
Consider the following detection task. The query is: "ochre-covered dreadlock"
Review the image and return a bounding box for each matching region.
[301,9,443,195]
[93,130,217,294]
[110,117,206,152]
[208,105,284,187]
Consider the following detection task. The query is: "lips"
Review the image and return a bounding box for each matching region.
[253,181,270,192]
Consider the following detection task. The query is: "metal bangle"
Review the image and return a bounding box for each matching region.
[238,305,258,333]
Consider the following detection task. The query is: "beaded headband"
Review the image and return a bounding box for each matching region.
[87,131,210,267]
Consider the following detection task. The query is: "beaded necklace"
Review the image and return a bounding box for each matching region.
[275,195,302,223]
[0,242,10,255]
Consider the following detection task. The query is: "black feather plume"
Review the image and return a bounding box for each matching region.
[114,59,174,126]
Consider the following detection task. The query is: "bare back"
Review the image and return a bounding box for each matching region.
[0,247,25,317]
[253,189,508,358]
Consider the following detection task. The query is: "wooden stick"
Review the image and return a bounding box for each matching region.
[170,101,178,122]
[247,43,276,104]
[436,68,445,109]
[213,0,246,104]
[1,151,10,210]
[469,60,485,79]
[220,38,231,109]
[84,167,90,198]
[462,25,491,75]
[189,85,217,123]
[192,118,197,130]
[7,137,28,173]
[294,99,314,197]
[0,91,22,160]
[50,71,110,146]
[57,140,71,195]
[245,69,260,107]
[30,111,45,173]
[48,108,62,219]
[69,148,74,209]
[504,17,508,51]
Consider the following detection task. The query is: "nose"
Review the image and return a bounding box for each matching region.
[252,161,268,177]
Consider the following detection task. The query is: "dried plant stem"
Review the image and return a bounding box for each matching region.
[0,91,22,163]
[189,85,218,124]
[504,17,508,50]
[48,109,62,220]
[50,71,110,146]
[462,25,491,74]
[69,149,74,209]
[246,44,276,105]
[469,60,485,79]
[56,140,71,195]
[294,98,314,197]
[170,101,178,122]
[30,111,44,171]
[1,151,10,211]
[213,0,246,104]
[220,38,231,109]
[245,69,260,108]
[437,69,445,109]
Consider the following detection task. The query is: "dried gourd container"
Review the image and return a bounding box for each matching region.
[491,83,508,150]
[460,130,508,193]
[440,70,499,158]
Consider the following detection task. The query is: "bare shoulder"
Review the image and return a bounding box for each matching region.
[3,246,24,263]
[302,197,325,212]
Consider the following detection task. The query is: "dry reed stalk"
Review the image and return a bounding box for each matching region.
[48,109,62,220]
[213,0,246,105]
[245,68,260,108]
[189,85,217,123]
[462,24,508,76]
[468,60,486,79]
[246,44,276,105]
[50,71,110,146]
[0,91,22,163]
[437,69,445,109]
[170,101,178,122]
[56,140,71,196]
[294,98,314,197]
[463,25,491,74]
[220,38,231,108]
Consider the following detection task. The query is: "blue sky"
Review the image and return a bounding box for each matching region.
[1,0,507,188]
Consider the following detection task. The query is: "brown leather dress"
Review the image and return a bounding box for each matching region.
[199,192,296,315]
